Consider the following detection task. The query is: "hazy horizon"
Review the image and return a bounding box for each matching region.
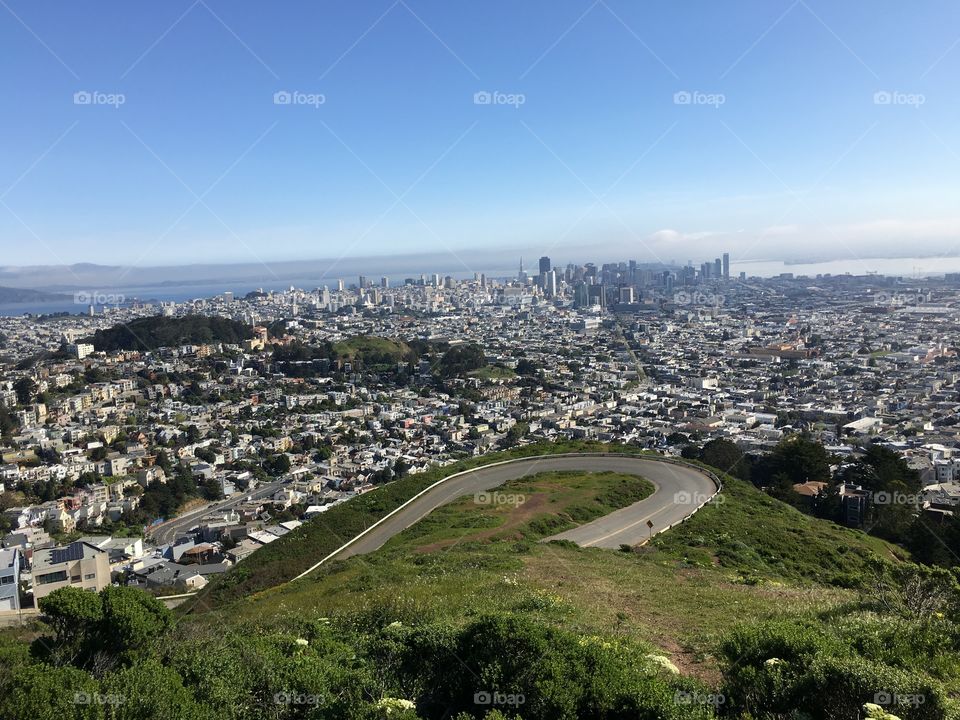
[2,250,960,309]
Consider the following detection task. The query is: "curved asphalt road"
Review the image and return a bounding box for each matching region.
[332,454,719,563]
[149,479,287,546]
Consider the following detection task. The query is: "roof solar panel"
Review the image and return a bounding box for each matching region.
[50,542,84,564]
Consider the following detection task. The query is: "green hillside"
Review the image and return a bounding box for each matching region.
[182,445,958,718]
[208,456,910,646]
[332,336,416,365]
[195,443,903,611]
[89,315,253,352]
[468,365,517,380]
[653,472,910,586]
[4,443,958,719]
[194,442,659,607]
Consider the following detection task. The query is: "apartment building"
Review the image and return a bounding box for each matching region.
[31,541,110,607]
[0,548,20,611]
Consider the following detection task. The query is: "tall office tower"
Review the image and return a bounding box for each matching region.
[701,262,711,279]
[479,273,486,288]
[739,271,746,281]
[223,291,234,304]
[722,253,730,280]
[432,273,441,287]
[337,279,344,292]
[573,282,589,308]
[618,286,634,304]
[539,256,551,275]
[714,258,722,278]
[588,283,606,309]
[381,276,389,288]
[321,287,330,307]
[545,269,557,297]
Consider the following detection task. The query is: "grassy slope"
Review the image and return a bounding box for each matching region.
[379,470,654,553]
[468,365,517,380]
[189,450,907,681]
[194,441,651,607]
[332,335,412,360]
[653,474,909,586]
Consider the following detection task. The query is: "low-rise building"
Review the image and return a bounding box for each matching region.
[31,541,110,607]
[0,548,20,611]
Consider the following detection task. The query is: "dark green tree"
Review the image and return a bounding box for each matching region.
[14,377,35,405]
[699,438,750,480]
[438,344,486,377]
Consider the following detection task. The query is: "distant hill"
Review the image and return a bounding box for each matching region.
[332,335,417,365]
[88,315,253,352]
[0,285,72,303]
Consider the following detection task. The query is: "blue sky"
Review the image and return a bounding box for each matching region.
[2,0,960,270]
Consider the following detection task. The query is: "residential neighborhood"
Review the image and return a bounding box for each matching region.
[2,260,960,609]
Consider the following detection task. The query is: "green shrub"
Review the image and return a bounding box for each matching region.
[719,618,960,719]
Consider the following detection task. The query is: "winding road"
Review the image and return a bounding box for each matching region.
[294,453,720,580]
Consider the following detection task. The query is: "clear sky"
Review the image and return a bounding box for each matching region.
[2,0,960,270]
